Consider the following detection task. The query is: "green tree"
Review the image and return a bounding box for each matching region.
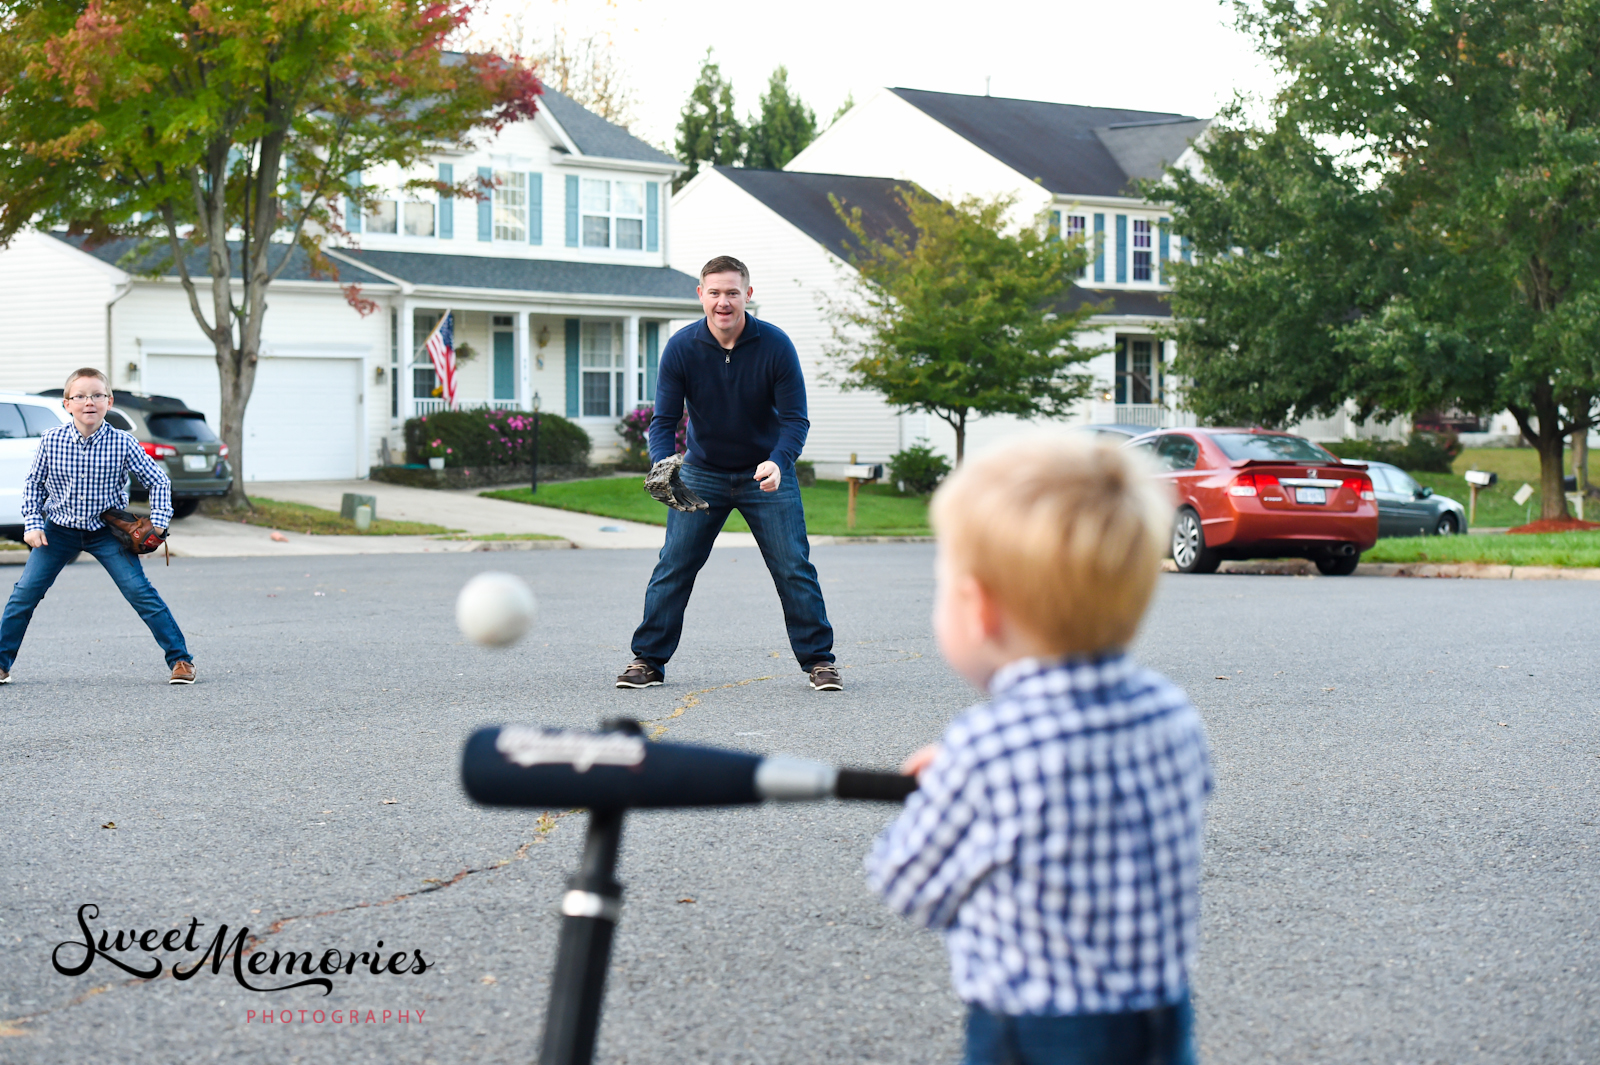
[744,66,817,170]
[0,0,539,508]
[673,49,742,191]
[1163,0,1600,521]
[826,189,1100,463]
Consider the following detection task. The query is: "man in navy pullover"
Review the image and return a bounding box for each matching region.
[617,256,840,691]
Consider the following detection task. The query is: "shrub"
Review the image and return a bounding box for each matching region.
[404,408,590,468]
[1324,432,1459,474]
[616,404,688,470]
[889,441,952,495]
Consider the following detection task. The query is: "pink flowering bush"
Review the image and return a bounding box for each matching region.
[618,404,687,469]
[405,408,590,467]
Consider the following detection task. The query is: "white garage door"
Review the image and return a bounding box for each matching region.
[145,355,361,481]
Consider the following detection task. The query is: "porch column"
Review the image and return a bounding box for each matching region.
[624,313,641,410]
[399,299,416,429]
[516,308,531,410]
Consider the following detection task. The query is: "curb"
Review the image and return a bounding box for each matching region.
[1158,558,1600,581]
[432,539,578,552]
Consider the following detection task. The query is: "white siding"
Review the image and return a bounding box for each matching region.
[0,232,120,391]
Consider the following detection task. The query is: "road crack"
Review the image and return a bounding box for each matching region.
[644,675,776,739]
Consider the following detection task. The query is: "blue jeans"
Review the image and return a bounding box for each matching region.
[963,996,1196,1065]
[0,521,191,671]
[631,462,834,677]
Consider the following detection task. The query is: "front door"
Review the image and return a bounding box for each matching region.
[493,331,515,401]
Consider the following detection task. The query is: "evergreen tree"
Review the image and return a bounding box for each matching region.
[674,49,743,191]
[744,66,818,170]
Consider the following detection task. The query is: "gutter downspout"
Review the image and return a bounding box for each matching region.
[106,279,134,384]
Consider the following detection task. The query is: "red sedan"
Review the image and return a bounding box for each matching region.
[1128,428,1378,575]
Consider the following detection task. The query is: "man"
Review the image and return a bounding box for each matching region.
[0,368,195,684]
[617,255,840,691]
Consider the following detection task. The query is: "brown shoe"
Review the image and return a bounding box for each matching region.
[615,659,663,688]
[169,661,196,685]
[0,668,10,684]
[808,664,842,691]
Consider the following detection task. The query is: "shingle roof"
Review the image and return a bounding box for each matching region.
[888,88,1206,197]
[713,168,921,263]
[52,233,394,285]
[336,248,700,301]
[539,87,679,167]
[1054,286,1172,319]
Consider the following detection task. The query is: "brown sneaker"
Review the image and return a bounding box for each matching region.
[169,661,196,685]
[0,668,10,684]
[615,659,663,688]
[808,664,842,691]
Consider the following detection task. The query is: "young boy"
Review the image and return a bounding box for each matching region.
[866,434,1211,1065]
[0,368,195,684]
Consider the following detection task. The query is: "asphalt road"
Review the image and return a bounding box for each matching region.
[2,547,1596,1064]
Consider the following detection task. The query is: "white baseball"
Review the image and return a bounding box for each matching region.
[456,572,538,647]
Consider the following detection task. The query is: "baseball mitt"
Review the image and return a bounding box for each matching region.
[644,455,709,512]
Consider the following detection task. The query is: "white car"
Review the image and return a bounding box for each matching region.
[0,392,73,540]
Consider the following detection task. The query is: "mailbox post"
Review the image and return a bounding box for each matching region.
[1464,469,1497,526]
[841,454,885,531]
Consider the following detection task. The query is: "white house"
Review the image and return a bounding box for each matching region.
[0,87,703,481]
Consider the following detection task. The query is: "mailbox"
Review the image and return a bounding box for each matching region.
[1464,470,1497,488]
[842,464,884,481]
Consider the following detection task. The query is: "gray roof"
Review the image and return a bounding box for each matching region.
[888,88,1206,197]
[1054,286,1171,319]
[713,168,921,262]
[539,87,679,166]
[336,248,700,301]
[53,233,393,285]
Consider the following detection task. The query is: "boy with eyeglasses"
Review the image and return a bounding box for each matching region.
[0,367,195,685]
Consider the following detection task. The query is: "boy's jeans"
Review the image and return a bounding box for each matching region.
[962,994,1196,1065]
[631,461,834,676]
[0,522,191,671]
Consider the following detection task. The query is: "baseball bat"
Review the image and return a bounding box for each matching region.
[461,726,917,810]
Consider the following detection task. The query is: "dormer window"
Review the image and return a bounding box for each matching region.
[582,178,647,250]
[403,202,434,237]
[1065,214,1086,279]
[366,200,398,234]
[1132,219,1153,282]
[494,171,528,241]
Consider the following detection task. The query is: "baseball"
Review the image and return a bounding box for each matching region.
[456,572,538,647]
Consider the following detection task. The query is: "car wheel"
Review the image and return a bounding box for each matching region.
[1435,512,1460,536]
[171,499,199,520]
[1315,552,1361,576]
[1171,508,1221,574]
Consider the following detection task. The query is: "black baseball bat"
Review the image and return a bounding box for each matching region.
[461,726,917,810]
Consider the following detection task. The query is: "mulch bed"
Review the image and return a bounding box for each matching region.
[1507,517,1600,534]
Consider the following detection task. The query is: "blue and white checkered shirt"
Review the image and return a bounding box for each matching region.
[865,654,1212,1016]
[23,422,173,533]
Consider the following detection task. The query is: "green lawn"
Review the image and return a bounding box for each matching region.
[205,497,455,536]
[484,477,933,537]
[1365,530,1600,567]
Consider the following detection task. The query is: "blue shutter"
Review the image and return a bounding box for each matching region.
[1050,210,1061,240]
[644,322,661,402]
[346,170,362,234]
[1114,339,1127,404]
[477,166,493,241]
[565,175,580,246]
[564,318,581,417]
[646,183,660,252]
[1115,214,1128,284]
[1158,217,1170,283]
[1092,213,1105,283]
[528,172,542,245]
[1181,235,1192,264]
[438,164,453,239]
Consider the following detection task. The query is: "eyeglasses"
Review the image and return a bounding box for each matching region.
[66,393,110,403]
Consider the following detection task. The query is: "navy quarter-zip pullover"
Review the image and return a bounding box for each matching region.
[648,314,809,473]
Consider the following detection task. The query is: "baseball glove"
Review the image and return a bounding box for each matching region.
[644,455,709,512]
[101,507,170,565]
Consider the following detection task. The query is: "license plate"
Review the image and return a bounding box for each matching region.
[182,454,211,472]
[1296,487,1326,505]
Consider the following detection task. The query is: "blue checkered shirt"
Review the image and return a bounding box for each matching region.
[866,654,1212,1015]
[23,422,173,533]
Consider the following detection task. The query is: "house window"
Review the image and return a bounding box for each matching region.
[581,178,646,249]
[1065,214,1087,279]
[1132,219,1153,282]
[404,202,435,237]
[413,312,440,398]
[366,200,398,234]
[581,321,624,417]
[1115,336,1160,404]
[494,171,527,241]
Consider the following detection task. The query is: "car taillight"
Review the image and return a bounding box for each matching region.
[141,442,178,459]
[218,444,229,458]
[1228,472,1280,497]
[1342,476,1375,501]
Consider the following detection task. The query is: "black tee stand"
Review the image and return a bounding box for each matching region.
[538,719,637,1065]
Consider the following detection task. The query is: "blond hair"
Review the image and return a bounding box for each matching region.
[65,367,108,393]
[930,433,1171,654]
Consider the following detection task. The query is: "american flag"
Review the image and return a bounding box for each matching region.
[423,311,458,410]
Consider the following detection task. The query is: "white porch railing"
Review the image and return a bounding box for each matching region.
[412,398,522,417]
[1114,404,1168,427]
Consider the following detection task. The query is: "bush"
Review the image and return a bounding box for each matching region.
[889,441,952,495]
[616,404,687,471]
[404,408,590,468]
[1323,432,1459,474]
